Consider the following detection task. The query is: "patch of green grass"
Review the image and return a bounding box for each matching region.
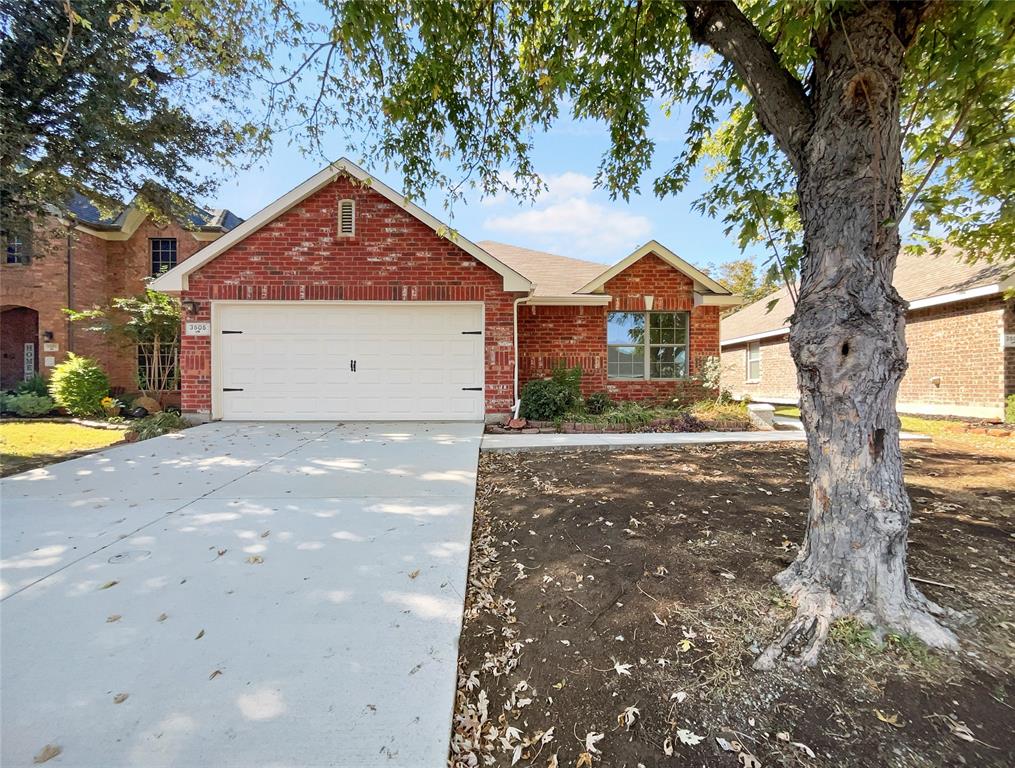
[830,617,878,649]
[0,421,124,476]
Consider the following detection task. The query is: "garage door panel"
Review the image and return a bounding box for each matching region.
[217,304,484,421]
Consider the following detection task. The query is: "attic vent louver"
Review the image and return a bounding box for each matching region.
[338,199,355,236]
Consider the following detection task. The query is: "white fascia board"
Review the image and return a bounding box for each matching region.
[720,327,790,347]
[522,295,613,306]
[150,159,533,293]
[577,240,733,296]
[696,293,744,307]
[906,283,1003,310]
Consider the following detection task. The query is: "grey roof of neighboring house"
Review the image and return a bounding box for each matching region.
[478,241,606,297]
[64,189,243,233]
[720,247,1012,343]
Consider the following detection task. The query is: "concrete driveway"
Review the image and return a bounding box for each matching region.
[1,421,482,767]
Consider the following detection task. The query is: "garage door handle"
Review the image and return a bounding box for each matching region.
[461,330,482,335]
[221,330,243,334]
[461,387,483,391]
[222,387,244,392]
[350,359,357,372]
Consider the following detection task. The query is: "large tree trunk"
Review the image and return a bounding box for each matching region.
[755,4,958,669]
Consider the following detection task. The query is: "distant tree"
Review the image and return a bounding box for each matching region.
[0,0,267,222]
[717,258,780,306]
[259,0,1015,668]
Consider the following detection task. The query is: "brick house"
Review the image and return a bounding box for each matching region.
[0,193,242,394]
[149,159,740,422]
[720,248,1015,420]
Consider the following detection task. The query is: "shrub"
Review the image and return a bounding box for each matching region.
[601,401,656,427]
[133,411,189,440]
[584,391,614,415]
[7,393,56,417]
[48,354,110,417]
[15,374,48,396]
[0,393,9,414]
[519,365,583,421]
[1007,394,1015,424]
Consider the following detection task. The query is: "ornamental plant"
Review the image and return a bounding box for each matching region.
[48,354,109,417]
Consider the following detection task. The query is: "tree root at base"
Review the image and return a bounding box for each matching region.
[753,573,962,671]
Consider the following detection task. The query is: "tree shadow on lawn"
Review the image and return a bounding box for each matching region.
[451,443,1014,768]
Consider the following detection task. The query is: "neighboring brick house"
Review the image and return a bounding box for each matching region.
[720,248,1014,420]
[150,159,739,422]
[0,193,242,394]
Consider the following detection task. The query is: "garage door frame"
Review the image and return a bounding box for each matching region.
[209,300,486,421]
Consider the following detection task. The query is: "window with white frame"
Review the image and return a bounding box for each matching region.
[607,311,689,380]
[3,225,31,264]
[746,341,761,381]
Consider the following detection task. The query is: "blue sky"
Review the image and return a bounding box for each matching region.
[208,105,759,274]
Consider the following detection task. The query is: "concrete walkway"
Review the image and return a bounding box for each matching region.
[1,421,482,767]
[482,422,930,452]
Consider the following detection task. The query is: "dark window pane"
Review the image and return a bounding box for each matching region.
[607,345,644,378]
[607,312,645,345]
[150,238,178,276]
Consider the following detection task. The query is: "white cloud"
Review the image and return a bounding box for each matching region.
[483,176,651,260]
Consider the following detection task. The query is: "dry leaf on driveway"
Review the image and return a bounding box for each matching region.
[113,693,129,704]
[99,581,118,590]
[33,744,61,764]
[209,669,223,680]
[195,629,205,640]
[245,555,263,564]
[106,615,121,623]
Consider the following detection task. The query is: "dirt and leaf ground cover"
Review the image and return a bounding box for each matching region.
[450,441,1014,768]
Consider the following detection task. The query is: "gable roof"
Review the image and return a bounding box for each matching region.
[577,240,733,297]
[479,241,606,298]
[63,188,243,238]
[149,159,532,293]
[720,246,1014,345]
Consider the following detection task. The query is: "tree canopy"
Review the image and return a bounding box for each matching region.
[0,0,267,221]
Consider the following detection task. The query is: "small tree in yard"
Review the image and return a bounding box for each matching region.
[258,0,1014,667]
[67,289,182,403]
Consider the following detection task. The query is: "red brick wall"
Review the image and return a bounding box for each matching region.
[721,295,1011,419]
[178,175,522,417]
[1,214,220,395]
[517,253,720,404]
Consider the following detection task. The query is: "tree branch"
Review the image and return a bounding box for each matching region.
[682,0,813,173]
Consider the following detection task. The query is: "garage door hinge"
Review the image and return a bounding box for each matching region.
[461,330,482,335]
[461,387,483,391]
[222,387,244,392]
[221,330,243,334]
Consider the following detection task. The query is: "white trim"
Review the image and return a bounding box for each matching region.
[697,293,744,307]
[209,299,486,420]
[720,327,790,347]
[577,240,735,297]
[151,159,533,293]
[521,295,613,306]
[606,309,691,381]
[906,282,1005,310]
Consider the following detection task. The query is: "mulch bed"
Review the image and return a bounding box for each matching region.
[450,443,1014,767]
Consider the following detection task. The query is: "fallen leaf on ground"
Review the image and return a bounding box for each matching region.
[613,660,633,676]
[738,752,761,768]
[209,669,223,680]
[409,569,420,579]
[663,736,674,756]
[576,752,594,768]
[676,729,703,746]
[99,581,118,590]
[106,615,121,623]
[156,613,168,622]
[113,693,129,704]
[875,709,904,728]
[245,555,263,564]
[792,741,816,758]
[547,753,558,768]
[195,629,205,640]
[618,705,640,730]
[260,530,270,538]
[585,732,604,754]
[33,745,61,763]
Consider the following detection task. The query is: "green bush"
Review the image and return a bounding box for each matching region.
[519,365,583,421]
[7,393,56,417]
[48,354,110,417]
[0,392,8,413]
[1007,394,1015,423]
[133,411,189,440]
[15,374,48,396]
[584,391,614,415]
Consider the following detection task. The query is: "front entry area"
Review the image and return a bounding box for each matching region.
[0,305,39,390]
[214,302,485,421]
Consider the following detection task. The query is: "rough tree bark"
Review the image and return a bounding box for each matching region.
[685,1,959,668]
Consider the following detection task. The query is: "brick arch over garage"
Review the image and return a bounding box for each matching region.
[1,305,40,390]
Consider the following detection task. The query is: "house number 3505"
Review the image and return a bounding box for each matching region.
[185,322,211,336]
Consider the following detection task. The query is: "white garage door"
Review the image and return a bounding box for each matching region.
[215,303,485,421]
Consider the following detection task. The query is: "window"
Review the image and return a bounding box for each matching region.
[746,342,761,382]
[338,199,355,236]
[3,225,31,264]
[607,311,688,380]
[150,238,178,275]
[137,343,179,390]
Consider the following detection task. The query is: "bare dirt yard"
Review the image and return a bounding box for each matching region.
[450,436,1014,768]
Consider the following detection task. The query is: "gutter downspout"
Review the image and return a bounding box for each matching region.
[65,220,75,353]
[512,294,532,419]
